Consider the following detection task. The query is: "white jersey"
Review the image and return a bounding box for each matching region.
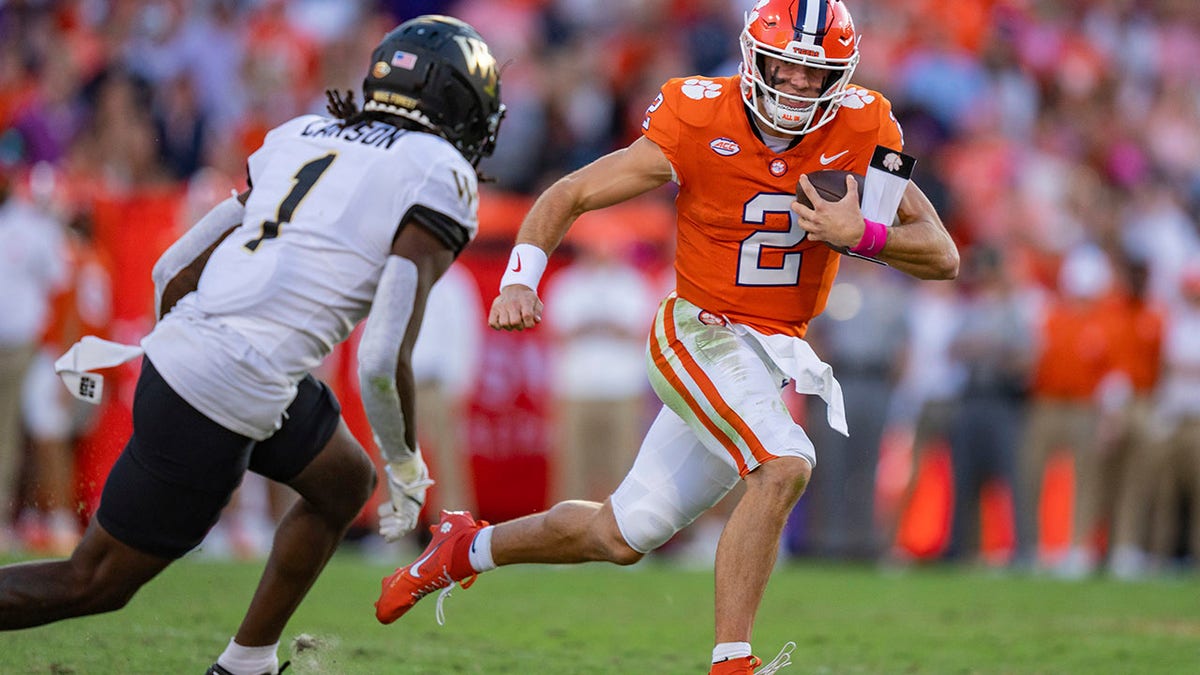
[142,114,479,439]
[0,198,68,346]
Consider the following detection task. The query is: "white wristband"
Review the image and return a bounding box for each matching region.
[499,243,548,292]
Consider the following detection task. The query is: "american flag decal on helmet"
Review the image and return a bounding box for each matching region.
[391,51,418,69]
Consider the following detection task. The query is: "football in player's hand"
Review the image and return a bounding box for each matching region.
[795,170,864,256]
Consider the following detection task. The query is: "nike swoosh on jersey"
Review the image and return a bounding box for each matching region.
[511,253,522,272]
[819,150,849,165]
[409,544,442,579]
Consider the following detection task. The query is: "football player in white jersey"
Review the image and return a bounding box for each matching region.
[0,16,504,675]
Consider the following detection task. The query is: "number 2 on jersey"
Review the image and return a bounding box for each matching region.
[244,153,337,252]
[738,193,805,286]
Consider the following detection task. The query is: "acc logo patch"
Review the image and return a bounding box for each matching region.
[768,158,788,177]
[709,138,740,156]
[698,311,725,326]
[681,78,722,100]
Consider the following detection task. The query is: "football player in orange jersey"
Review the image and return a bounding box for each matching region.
[376,1,958,672]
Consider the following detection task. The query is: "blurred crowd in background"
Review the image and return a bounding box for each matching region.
[1,0,1199,580]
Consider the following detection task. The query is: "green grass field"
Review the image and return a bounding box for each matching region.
[2,550,1197,674]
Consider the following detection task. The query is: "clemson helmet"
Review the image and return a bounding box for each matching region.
[739,0,860,135]
[363,15,505,166]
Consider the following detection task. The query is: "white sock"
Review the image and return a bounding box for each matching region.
[713,641,752,663]
[468,525,497,572]
[216,638,279,675]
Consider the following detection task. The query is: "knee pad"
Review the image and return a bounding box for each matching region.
[612,466,725,554]
[609,410,741,553]
[612,495,686,554]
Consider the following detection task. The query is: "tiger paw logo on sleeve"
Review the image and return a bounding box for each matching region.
[836,86,875,110]
[680,79,722,100]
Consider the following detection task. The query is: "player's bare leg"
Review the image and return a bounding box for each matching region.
[376,497,641,623]
[713,456,811,643]
[0,521,171,629]
[491,498,642,566]
[230,423,375,647]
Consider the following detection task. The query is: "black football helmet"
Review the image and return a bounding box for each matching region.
[363,15,505,166]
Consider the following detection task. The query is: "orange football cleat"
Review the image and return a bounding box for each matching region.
[709,642,794,674]
[374,510,488,625]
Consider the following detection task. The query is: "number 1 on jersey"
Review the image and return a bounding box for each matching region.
[244,153,337,252]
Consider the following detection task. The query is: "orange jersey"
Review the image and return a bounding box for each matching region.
[641,75,903,337]
[40,234,113,348]
[1031,298,1123,400]
[1112,295,1165,393]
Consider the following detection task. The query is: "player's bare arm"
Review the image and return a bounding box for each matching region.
[793,176,958,280]
[489,135,673,332]
[876,180,958,279]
